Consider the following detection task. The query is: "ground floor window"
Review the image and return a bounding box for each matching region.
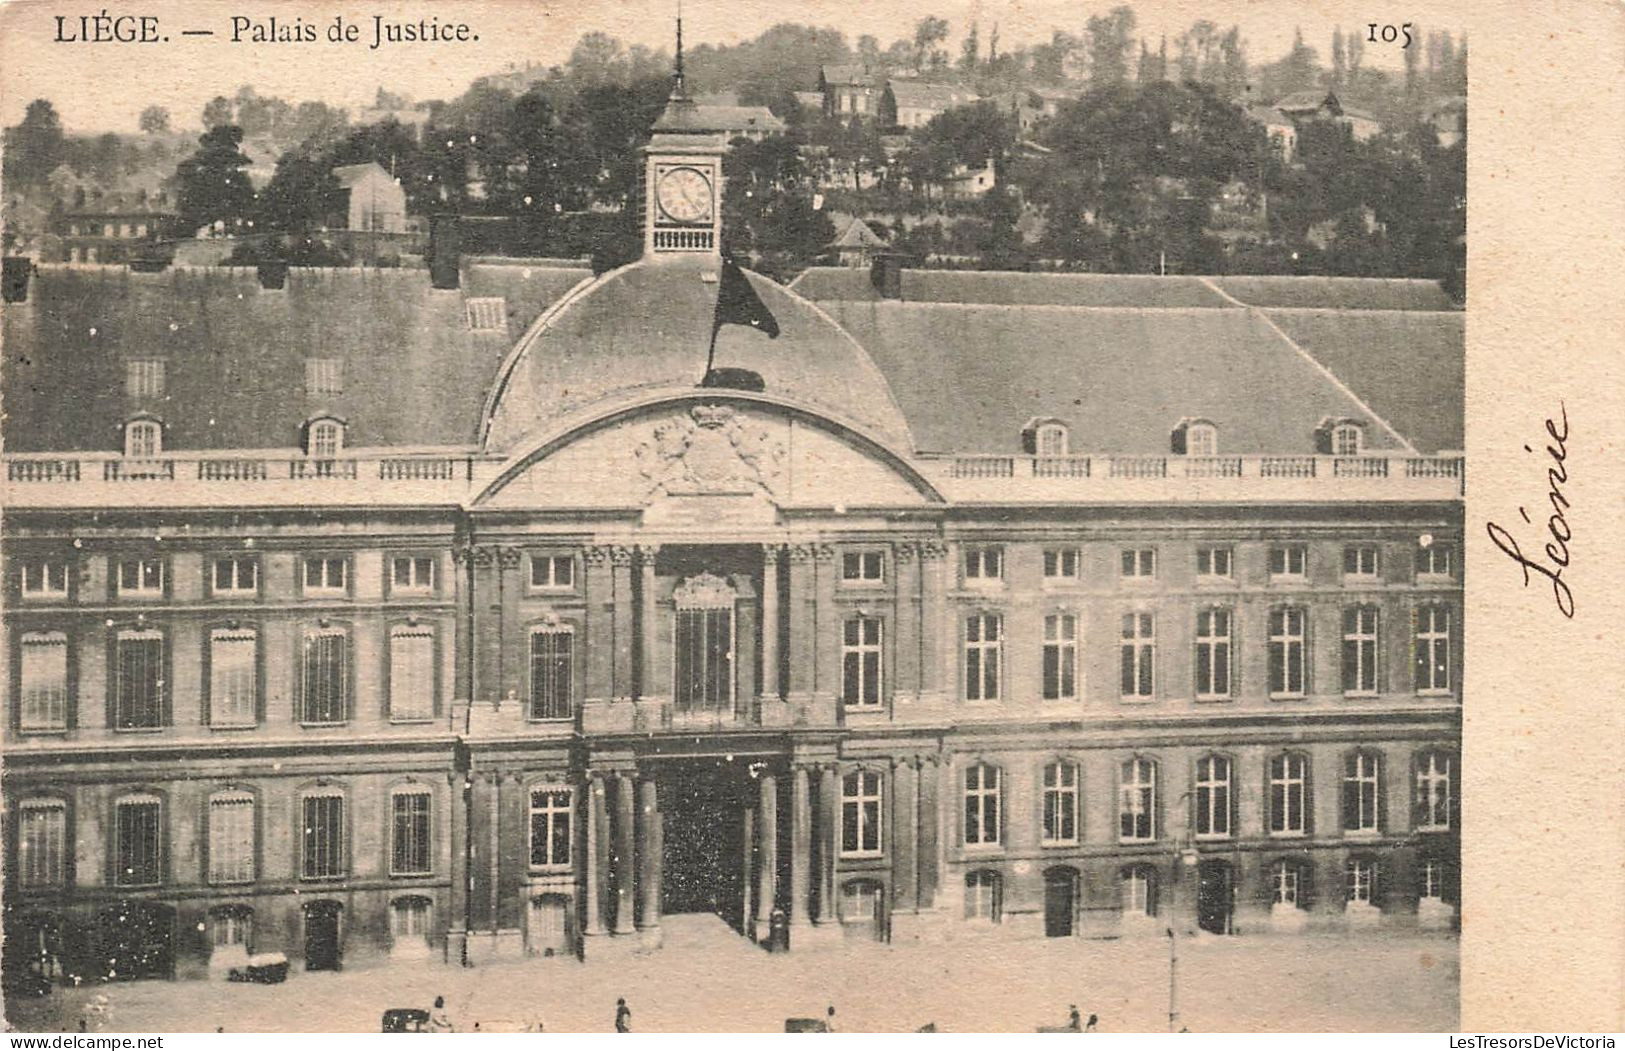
[1122,865,1158,917]
[391,897,431,940]
[964,870,1003,923]
[1271,860,1307,908]
[212,908,253,951]
[1346,858,1379,906]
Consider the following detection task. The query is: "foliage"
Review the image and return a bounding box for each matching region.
[173,124,256,231]
[138,106,171,134]
[2,100,65,188]
[722,133,832,278]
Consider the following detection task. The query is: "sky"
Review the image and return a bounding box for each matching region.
[0,0,1466,133]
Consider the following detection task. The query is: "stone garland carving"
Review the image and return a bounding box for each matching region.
[633,404,787,500]
[454,543,525,568]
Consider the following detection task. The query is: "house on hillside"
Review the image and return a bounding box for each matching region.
[944,157,998,199]
[820,64,880,119]
[333,162,408,233]
[688,96,787,141]
[881,81,981,130]
[1273,90,1381,143]
[1426,96,1467,149]
[51,191,174,263]
[1245,104,1299,161]
[826,217,889,267]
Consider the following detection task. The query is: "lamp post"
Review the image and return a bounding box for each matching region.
[1167,791,1198,1032]
[1166,925,1178,1032]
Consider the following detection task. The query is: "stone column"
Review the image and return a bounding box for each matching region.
[893,543,921,703]
[613,773,636,934]
[610,547,635,702]
[447,770,470,963]
[584,547,613,703]
[790,765,813,932]
[786,546,816,701]
[813,545,838,706]
[891,758,918,918]
[919,542,948,699]
[487,771,503,931]
[496,548,525,701]
[636,545,659,701]
[637,778,661,944]
[760,546,781,700]
[818,764,840,924]
[917,756,942,911]
[754,774,778,942]
[591,774,612,933]
[583,774,605,939]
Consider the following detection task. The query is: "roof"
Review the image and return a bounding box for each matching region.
[690,105,785,135]
[332,162,393,186]
[887,81,980,111]
[1245,104,1295,129]
[821,64,872,86]
[62,193,174,217]
[1274,90,1335,113]
[791,268,1232,308]
[830,218,888,250]
[1207,276,1459,311]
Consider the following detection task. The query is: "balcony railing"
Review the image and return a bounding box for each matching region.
[942,453,1463,498]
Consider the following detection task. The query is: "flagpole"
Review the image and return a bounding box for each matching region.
[703,324,719,383]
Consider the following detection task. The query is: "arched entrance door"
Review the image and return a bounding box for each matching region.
[303,900,343,971]
[1197,859,1234,934]
[1044,868,1079,937]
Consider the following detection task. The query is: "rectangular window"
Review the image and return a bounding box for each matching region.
[1042,613,1077,700]
[1272,861,1301,906]
[841,770,883,855]
[964,612,1002,701]
[842,616,883,707]
[389,626,435,722]
[211,556,258,596]
[841,551,884,583]
[1041,762,1079,845]
[300,628,348,725]
[528,789,571,868]
[301,794,345,879]
[1268,607,1308,698]
[465,297,507,331]
[1342,606,1380,695]
[1268,753,1309,836]
[302,556,348,596]
[305,357,343,396]
[116,557,165,598]
[963,765,1001,847]
[208,629,258,728]
[529,628,573,720]
[1346,858,1377,904]
[965,871,1002,922]
[1343,753,1382,834]
[675,608,734,713]
[1343,544,1380,578]
[1194,608,1232,700]
[391,556,436,595]
[1415,605,1452,693]
[113,628,165,730]
[1042,548,1079,582]
[1417,753,1452,831]
[1119,758,1157,842]
[17,803,66,889]
[1119,613,1155,698]
[20,559,69,599]
[1269,544,1308,580]
[208,795,255,884]
[19,632,69,731]
[391,791,432,875]
[1194,755,1231,839]
[963,546,1003,582]
[126,359,165,398]
[1417,542,1455,578]
[529,554,575,590]
[1195,546,1232,580]
[1120,548,1156,579]
[115,797,162,887]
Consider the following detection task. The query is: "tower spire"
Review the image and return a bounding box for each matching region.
[672,2,687,100]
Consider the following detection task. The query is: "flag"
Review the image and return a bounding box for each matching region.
[712,257,780,340]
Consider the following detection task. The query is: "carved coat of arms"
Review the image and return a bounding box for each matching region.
[634,405,786,500]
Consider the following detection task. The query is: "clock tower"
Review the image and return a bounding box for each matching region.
[643,19,725,260]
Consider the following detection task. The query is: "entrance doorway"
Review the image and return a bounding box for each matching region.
[527,894,573,957]
[303,900,343,971]
[1196,859,1233,934]
[1044,868,1079,937]
[840,879,887,942]
[98,902,174,981]
[658,758,752,931]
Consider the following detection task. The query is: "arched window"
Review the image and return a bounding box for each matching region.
[113,791,163,887]
[1121,864,1158,917]
[1118,757,1157,842]
[389,786,433,876]
[299,787,346,880]
[1333,422,1364,456]
[964,870,1003,923]
[1268,752,1311,836]
[207,790,255,884]
[1342,751,1383,834]
[124,418,161,458]
[1415,750,1453,831]
[1040,761,1080,845]
[305,418,344,458]
[1186,422,1218,456]
[211,905,254,952]
[963,763,1001,847]
[16,799,67,890]
[18,630,69,732]
[1194,754,1232,839]
[1036,422,1069,457]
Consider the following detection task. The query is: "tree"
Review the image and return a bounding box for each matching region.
[960,23,981,74]
[2,99,65,188]
[139,106,171,134]
[1331,28,1346,88]
[912,16,949,73]
[1086,6,1138,88]
[174,124,256,231]
[1217,27,1247,96]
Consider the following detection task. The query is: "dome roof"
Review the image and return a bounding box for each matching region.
[481,258,916,454]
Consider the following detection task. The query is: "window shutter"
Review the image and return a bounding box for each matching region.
[1033,761,1048,841]
[1019,426,1037,455]
[1409,751,1424,831]
[1299,858,1317,911]
[1313,422,1334,455]
[1170,423,1187,455]
[1302,753,1315,835]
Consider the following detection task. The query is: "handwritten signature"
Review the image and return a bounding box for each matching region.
[1485,402,1573,618]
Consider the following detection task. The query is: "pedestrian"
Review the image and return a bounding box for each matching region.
[1084,1014,1098,1033]
[615,997,631,1033]
[824,1006,837,1033]
[429,995,453,1033]
[1069,1005,1081,1031]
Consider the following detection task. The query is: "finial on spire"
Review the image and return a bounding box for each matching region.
[672,2,687,99]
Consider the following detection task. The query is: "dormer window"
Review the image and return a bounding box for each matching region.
[304,417,345,458]
[1171,418,1218,456]
[1333,423,1364,456]
[124,417,162,458]
[1022,417,1070,457]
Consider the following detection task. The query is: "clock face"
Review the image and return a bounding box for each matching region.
[657,167,713,224]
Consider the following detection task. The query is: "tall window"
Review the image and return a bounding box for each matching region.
[1119,758,1157,842]
[300,792,345,879]
[1333,423,1364,456]
[1036,423,1068,456]
[391,556,436,595]
[1416,751,1452,831]
[1186,422,1218,456]
[1043,548,1079,582]
[208,628,258,728]
[390,789,432,876]
[1122,865,1157,916]
[842,616,883,707]
[1120,613,1155,698]
[20,559,69,599]
[841,551,884,583]
[963,763,1001,847]
[964,613,1002,701]
[19,631,69,731]
[530,554,574,590]
[675,608,733,712]
[114,794,162,887]
[963,546,1003,582]
[1120,548,1156,579]
[1417,541,1455,578]
[126,359,165,398]
[1194,608,1232,700]
[1269,544,1307,580]
[1414,605,1452,693]
[116,557,165,597]
[528,788,571,868]
[1194,755,1231,839]
[1341,606,1380,695]
[1343,752,1382,834]
[529,626,573,720]
[1041,761,1079,845]
[113,628,165,730]
[207,792,255,885]
[965,870,1003,922]
[17,801,67,889]
[302,556,348,596]
[1268,753,1310,836]
[1346,858,1378,905]
[1421,859,1449,901]
[300,627,348,725]
[841,770,883,856]
[388,625,435,722]
[1042,613,1077,701]
[1195,546,1232,580]
[305,357,343,396]
[211,556,257,596]
[306,420,344,458]
[1268,607,1308,698]
[124,419,161,458]
[1343,544,1380,578]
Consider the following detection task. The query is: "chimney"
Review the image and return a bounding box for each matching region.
[430,214,461,290]
[2,257,33,303]
[870,252,904,300]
